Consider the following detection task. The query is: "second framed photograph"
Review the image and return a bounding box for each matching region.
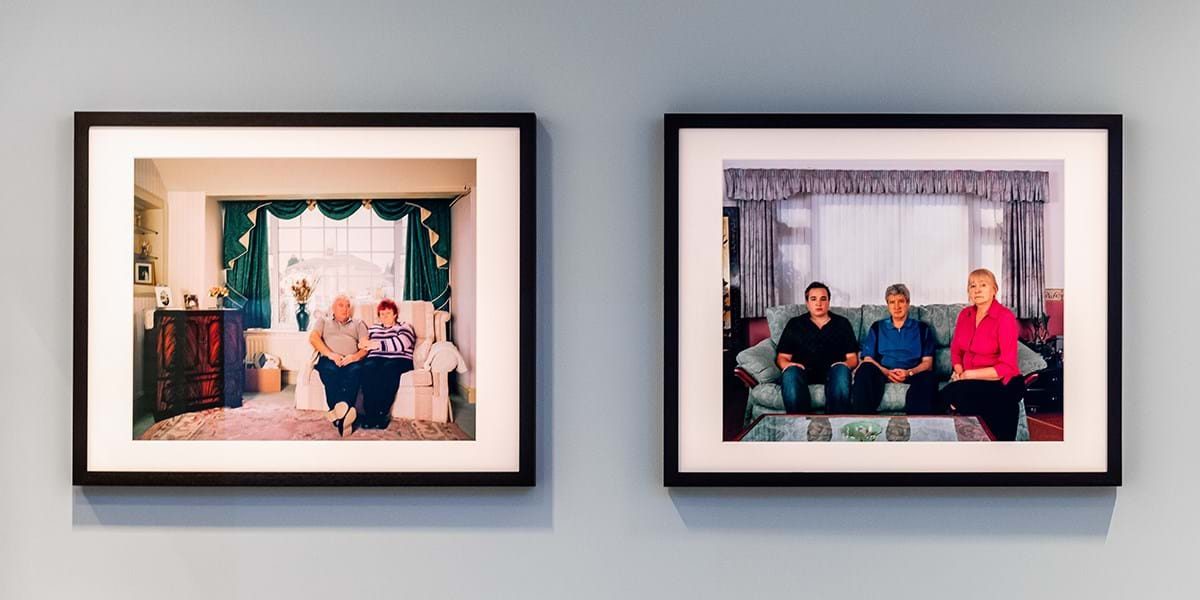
[666,113,1121,486]
[76,112,535,486]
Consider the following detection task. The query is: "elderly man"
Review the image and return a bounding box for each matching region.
[850,283,939,415]
[776,281,860,414]
[309,294,369,435]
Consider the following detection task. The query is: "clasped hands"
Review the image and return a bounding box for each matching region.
[949,365,965,382]
[326,352,360,367]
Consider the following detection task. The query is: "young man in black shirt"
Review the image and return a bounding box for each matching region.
[775,281,860,414]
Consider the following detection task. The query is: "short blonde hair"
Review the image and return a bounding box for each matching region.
[967,268,998,291]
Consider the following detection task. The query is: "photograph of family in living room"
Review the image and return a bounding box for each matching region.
[131,158,478,441]
[723,163,1065,443]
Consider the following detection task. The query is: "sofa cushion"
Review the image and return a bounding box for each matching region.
[766,305,863,344]
[766,304,805,345]
[859,304,890,342]
[748,383,784,413]
[750,382,907,413]
[737,338,782,384]
[918,303,967,346]
[400,368,433,387]
[834,307,863,341]
[933,347,954,379]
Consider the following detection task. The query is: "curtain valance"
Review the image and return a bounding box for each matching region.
[220,198,453,327]
[724,169,1050,204]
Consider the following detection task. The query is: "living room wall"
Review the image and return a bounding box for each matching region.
[2,2,1193,599]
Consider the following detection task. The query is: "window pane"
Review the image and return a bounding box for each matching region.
[277,214,299,228]
[348,208,371,227]
[347,229,371,251]
[300,209,322,227]
[271,208,408,329]
[372,228,393,252]
[370,254,392,273]
[301,229,323,252]
[325,229,341,254]
[277,228,300,252]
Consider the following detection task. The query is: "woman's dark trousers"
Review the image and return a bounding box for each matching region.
[361,357,414,425]
[939,378,1026,441]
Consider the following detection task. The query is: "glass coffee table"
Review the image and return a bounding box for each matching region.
[736,414,995,442]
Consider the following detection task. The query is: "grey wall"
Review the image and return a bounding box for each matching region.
[1,1,1195,598]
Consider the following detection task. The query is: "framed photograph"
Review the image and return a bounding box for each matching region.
[134,260,154,284]
[154,285,172,308]
[665,114,1121,486]
[75,112,536,486]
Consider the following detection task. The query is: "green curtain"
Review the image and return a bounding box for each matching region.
[221,198,454,321]
[371,199,417,221]
[267,200,308,220]
[403,199,452,310]
[223,205,272,328]
[374,200,451,309]
[316,199,362,220]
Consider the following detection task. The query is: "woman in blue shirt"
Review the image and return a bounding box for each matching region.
[850,284,940,415]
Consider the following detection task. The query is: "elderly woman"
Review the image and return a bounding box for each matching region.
[850,283,939,415]
[357,299,418,429]
[939,268,1025,441]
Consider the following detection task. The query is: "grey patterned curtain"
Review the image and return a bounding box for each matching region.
[736,199,777,317]
[725,169,1049,204]
[725,167,1050,319]
[1003,201,1046,319]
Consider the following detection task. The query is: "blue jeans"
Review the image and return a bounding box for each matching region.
[780,364,852,414]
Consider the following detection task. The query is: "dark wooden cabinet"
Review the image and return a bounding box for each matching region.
[148,309,245,421]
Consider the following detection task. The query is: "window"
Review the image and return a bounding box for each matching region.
[774,193,1003,306]
[267,208,407,328]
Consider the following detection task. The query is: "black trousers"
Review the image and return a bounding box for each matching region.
[939,378,1026,441]
[361,357,414,423]
[314,357,364,411]
[850,367,939,415]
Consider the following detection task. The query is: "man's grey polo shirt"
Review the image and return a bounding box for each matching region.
[313,317,367,355]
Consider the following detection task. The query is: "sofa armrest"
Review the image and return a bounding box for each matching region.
[425,340,468,374]
[733,367,758,389]
[1017,341,1048,375]
[299,349,318,370]
[735,338,781,386]
[433,310,451,343]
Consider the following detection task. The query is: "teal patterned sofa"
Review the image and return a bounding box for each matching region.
[735,303,1046,441]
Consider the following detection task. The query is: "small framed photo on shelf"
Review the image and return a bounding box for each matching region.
[133,260,154,284]
[76,112,536,486]
[664,113,1121,487]
[154,285,172,308]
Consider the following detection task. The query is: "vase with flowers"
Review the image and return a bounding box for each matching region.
[290,277,315,331]
[208,285,229,309]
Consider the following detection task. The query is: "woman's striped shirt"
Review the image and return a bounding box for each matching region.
[367,322,417,359]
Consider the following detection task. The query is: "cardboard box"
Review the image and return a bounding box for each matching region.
[244,367,282,393]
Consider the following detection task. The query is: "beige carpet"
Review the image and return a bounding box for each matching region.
[139,389,471,441]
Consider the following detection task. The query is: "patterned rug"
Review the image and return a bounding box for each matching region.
[139,391,471,441]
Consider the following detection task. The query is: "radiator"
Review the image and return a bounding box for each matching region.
[243,330,313,385]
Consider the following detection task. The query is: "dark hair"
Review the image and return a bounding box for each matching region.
[804,281,831,300]
[376,298,399,316]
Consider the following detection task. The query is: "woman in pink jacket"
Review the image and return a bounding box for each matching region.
[939,268,1025,441]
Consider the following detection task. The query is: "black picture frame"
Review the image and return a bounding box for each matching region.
[75,112,536,486]
[664,113,1121,487]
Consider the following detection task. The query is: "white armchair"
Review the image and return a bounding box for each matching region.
[294,300,464,423]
